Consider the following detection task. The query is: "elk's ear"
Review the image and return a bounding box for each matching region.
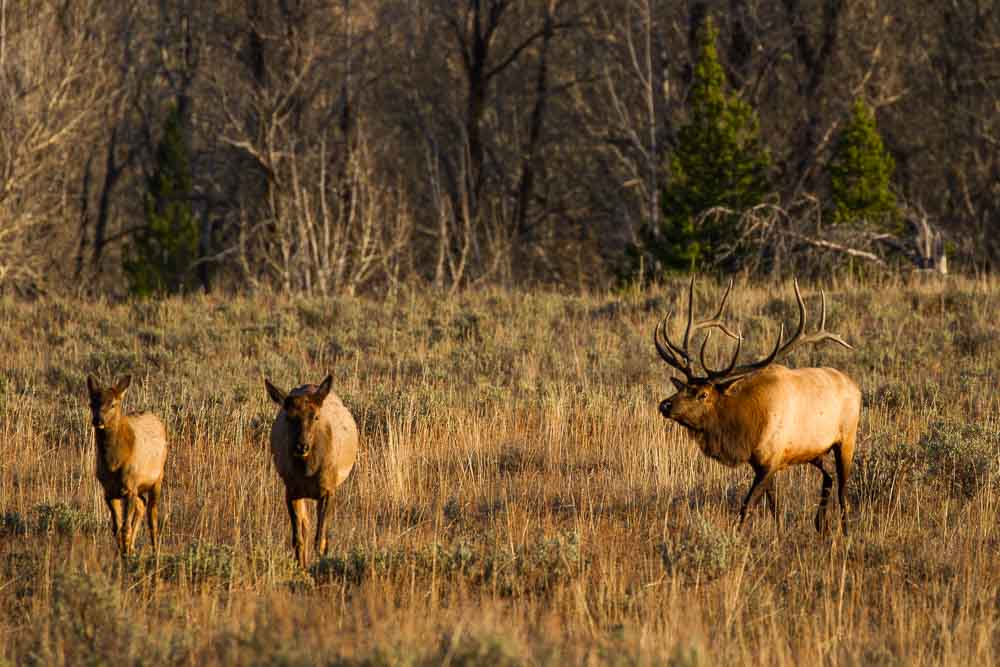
[718,377,746,396]
[670,377,686,392]
[312,374,333,405]
[86,375,100,397]
[264,379,287,406]
[114,375,131,396]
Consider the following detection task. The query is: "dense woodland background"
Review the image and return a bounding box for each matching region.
[0,0,997,296]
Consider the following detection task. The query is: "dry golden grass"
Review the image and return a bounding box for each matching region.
[1,276,998,665]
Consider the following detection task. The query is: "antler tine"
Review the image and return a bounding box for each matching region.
[690,278,741,340]
[654,314,695,380]
[756,321,786,369]
[786,279,808,351]
[720,281,854,382]
[681,276,696,356]
[745,279,807,365]
[709,279,735,323]
[653,316,675,364]
[656,278,746,383]
[658,279,853,387]
[781,288,855,353]
[658,310,689,360]
[701,329,744,379]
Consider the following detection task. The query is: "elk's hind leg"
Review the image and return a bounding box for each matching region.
[810,456,834,533]
[833,442,854,535]
[146,481,162,553]
[763,477,780,528]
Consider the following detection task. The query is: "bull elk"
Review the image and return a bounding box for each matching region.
[264,374,359,567]
[655,279,860,533]
[86,375,168,556]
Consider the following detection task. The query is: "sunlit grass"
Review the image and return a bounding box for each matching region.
[0,275,997,665]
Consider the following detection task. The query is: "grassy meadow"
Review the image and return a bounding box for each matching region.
[0,276,998,666]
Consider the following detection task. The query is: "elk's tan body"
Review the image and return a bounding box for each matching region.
[656,279,860,532]
[86,375,167,555]
[266,375,358,567]
[682,365,860,471]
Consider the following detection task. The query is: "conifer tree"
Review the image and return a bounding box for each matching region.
[631,16,770,276]
[124,106,198,296]
[828,98,899,231]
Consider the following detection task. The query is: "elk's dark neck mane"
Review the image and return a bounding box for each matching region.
[692,403,751,467]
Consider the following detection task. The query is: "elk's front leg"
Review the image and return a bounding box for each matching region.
[314,492,334,560]
[146,481,162,553]
[286,493,310,567]
[739,465,776,527]
[105,495,123,547]
[122,492,144,555]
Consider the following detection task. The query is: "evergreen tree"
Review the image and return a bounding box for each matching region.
[124,106,198,296]
[827,98,899,231]
[631,16,770,277]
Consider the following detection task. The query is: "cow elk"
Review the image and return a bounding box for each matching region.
[264,374,359,567]
[655,279,860,533]
[86,375,168,556]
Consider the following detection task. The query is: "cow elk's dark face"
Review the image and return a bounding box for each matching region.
[282,396,324,458]
[265,375,334,459]
[86,375,130,431]
[659,378,720,433]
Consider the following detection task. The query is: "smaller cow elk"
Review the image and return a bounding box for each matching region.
[265,374,359,567]
[655,279,860,533]
[86,375,168,556]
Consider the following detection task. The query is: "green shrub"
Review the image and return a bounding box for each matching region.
[0,511,27,536]
[827,98,899,232]
[34,503,101,536]
[916,420,998,499]
[161,541,236,584]
[856,420,998,503]
[124,105,200,296]
[630,16,770,276]
[657,517,738,580]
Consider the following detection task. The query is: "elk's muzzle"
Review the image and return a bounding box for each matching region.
[658,399,672,418]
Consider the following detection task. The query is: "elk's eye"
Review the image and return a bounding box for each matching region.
[697,392,708,402]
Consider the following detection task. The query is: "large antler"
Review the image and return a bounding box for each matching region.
[654,277,741,382]
[655,278,853,384]
[715,280,853,383]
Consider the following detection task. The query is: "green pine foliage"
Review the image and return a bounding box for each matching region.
[631,17,770,277]
[828,98,899,231]
[124,106,199,296]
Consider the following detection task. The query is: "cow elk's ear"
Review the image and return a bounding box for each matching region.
[264,379,287,406]
[114,375,131,397]
[670,377,687,392]
[312,374,333,405]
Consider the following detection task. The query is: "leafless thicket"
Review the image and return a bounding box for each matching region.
[0,0,995,295]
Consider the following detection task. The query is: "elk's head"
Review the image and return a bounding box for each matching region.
[86,375,131,431]
[265,375,333,459]
[655,278,852,432]
[659,378,735,433]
